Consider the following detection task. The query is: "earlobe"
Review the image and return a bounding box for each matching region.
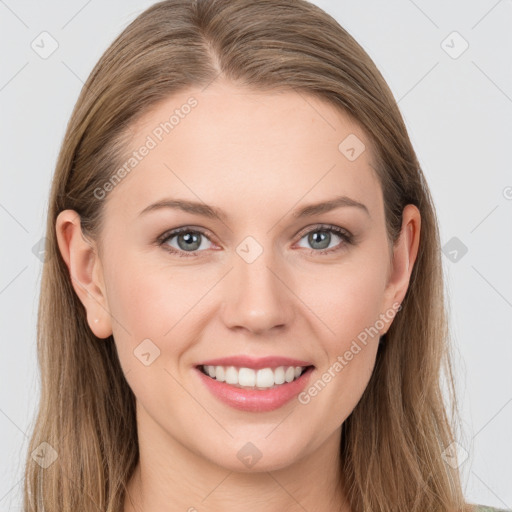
[383,204,421,320]
[55,210,113,339]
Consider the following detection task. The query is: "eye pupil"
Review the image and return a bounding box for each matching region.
[178,232,201,251]
[309,231,330,250]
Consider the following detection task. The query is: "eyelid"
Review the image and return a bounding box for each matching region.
[293,223,353,242]
[156,225,216,244]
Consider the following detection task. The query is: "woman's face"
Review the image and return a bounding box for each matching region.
[60,80,419,473]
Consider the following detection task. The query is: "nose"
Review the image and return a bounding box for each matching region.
[220,245,294,335]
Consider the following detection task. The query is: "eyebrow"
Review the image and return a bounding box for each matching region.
[138,195,370,221]
[292,195,370,218]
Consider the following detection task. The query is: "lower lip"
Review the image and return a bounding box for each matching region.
[195,366,314,412]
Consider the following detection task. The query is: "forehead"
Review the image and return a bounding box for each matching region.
[104,81,383,222]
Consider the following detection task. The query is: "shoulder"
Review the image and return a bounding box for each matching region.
[473,506,511,512]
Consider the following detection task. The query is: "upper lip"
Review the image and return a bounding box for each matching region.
[196,355,314,370]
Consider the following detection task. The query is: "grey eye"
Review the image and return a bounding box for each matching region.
[163,230,213,253]
[297,229,341,251]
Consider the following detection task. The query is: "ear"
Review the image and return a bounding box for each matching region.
[55,209,113,339]
[381,204,421,329]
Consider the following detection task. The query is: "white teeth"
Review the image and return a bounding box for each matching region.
[274,366,285,385]
[201,365,308,389]
[225,366,238,385]
[256,368,274,388]
[285,366,295,383]
[238,367,256,387]
[215,366,225,382]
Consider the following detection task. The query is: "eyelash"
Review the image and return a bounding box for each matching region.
[156,224,354,259]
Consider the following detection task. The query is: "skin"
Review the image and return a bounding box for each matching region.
[56,79,420,512]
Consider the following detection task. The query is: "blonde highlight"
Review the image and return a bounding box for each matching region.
[24,1,474,511]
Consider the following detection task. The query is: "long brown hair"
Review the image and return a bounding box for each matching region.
[23,1,474,510]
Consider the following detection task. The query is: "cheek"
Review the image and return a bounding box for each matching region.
[104,259,202,407]
[311,256,390,349]
[300,249,388,411]
[105,251,208,338]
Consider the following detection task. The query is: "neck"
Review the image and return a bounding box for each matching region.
[123,407,351,512]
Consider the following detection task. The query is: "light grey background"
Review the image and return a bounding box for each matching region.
[1,0,511,510]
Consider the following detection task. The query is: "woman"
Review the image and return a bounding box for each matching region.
[22,0,509,511]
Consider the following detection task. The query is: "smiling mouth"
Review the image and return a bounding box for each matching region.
[197,364,314,390]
